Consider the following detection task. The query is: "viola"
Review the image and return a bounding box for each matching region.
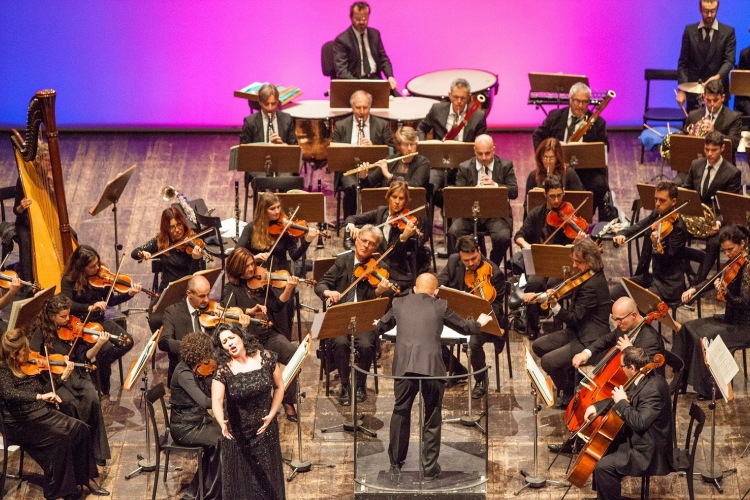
[717,252,747,301]
[20,350,95,376]
[198,300,272,329]
[269,214,330,240]
[563,303,668,433]
[57,316,132,346]
[354,258,401,294]
[652,211,678,255]
[539,270,594,310]
[465,261,496,303]
[194,358,217,377]
[247,267,317,290]
[88,265,159,299]
[0,269,41,293]
[546,201,589,241]
[176,230,214,263]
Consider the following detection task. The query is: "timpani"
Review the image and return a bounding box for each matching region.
[406,69,499,115]
[370,96,436,137]
[284,100,351,162]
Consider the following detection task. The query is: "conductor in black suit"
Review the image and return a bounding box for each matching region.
[676,0,736,111]
[684,80,742,153]
[532,82,610,219]
[736,39,750,116]
[586,346,674,500]
[331,90,394,219]
[678,131,742,283]
[446,134,518,265]
[375,273,492,482]
[333,2,397,90]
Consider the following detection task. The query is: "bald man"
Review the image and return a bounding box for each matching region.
[375,273,491,482]
[446,135,518,265]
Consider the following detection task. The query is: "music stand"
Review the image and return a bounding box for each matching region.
[149,275,192,315]
[417,140,475,170]
[89,164,136,264]
[668,135,732,173]
[443,186,508,246]
[621,278,679,331]
[315,298,390,437]
[313,257,337,283]
[729,70,750,97]
[327,144,389,213]
[330,80,391,109]
[527,190,595,224]
[636,183,657,211]
[228,144,302,176]
[275,192,325,222]
[635,184,705,218]
[7,286,56,332]
[529,245,574,279]
[715,191,750,227]
[561,142,607,169]
[528,72,589,111]
[360,187,426,212]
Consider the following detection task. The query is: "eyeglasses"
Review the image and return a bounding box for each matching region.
[169,224,183,231]
[358,238,378,248]
[450,94,469,101]
[611,311,635,323]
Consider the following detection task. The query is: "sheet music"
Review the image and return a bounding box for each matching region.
[521,247,536,276]
[228,145,239,171]
[311,312,326,339]
[702,335,738,402]
[282,334,311,390]
[523,344,554,407]
[220,218,247,239]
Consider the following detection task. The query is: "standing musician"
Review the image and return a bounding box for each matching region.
[331,89,394,219]
[532,82,611,220]
[530,239,611,408]
[237,192,318,338]
[222,247,300,422]
[446,134,518,265]
[611,181,688,304]
[60,245,138,397]
[438,235,507,399]
[29,294,111,466]
[359,126,430,189]
[676,0,736,111]
[525,138,583,216]
[684,81,743,153]
[672,224,749,399]
[345,181,422,292]
[583,346,673,500]
[314,224,392,406]
[677,131,742,284]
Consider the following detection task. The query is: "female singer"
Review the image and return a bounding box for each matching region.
[360,126,430,188]
[0,328,109,499]
[60,245,139,396]
[672,224,750,399]
[524,138,583,216]
[345,181,421,292]
[211,323,286,500]
[170,332,222,500]
[29,294,111,465]
[223,247,299,421]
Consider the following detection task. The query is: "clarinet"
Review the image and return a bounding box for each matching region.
[357,116,365,145]
[234,181,240,241]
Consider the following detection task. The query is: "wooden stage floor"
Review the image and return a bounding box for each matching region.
[0,130,749,499]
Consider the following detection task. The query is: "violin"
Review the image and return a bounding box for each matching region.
[652,211,678,255]
[717,252,747,301]
[354,258,401,294]
[57,316,132,346]
[269,214,330,240]
[20,350,95,376]
[377,205,427,239]
[175,229,214,263]
[198,300,272,329]
[539,270,594,310]
[0,269,41,293]
[465,261,496,303]
[88,265,159,299]
[546,201,589,241]
[194,358,217,377]
[247,267,317,290]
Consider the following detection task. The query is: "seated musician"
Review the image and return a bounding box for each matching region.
[677,131,741,285]
[531,239,611,408]
[583,346,673,500]
[222,247,300,422]
[524,138,583,216]
[611,181,687,304]
[516,175,583,340]
[446,134,518,265]
[345,181,422,292]
[736,38,750,116]
[331,90,394,219]
[314,224,392,406]
[672,224,749,399]
[30,294,111,466]
[532,82,611,220]
[438,235,507,399]
[359,126,430,189]
[684,81,743,154]
[61,245,138,397]
[0,274,21,335]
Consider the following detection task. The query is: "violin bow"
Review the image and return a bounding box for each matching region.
[530,269,587,304]
[138,228,213,262]
[43,345,60,410]
[328,245,396,308]
[617,201,689,248]
[682,250,745,305]
[263,257,275,311]
[218,292,232,325]
[542,198,588,245]
[375,204,428,229]
[265,206,301,259]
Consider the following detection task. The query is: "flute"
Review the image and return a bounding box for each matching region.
[343,152,419,176]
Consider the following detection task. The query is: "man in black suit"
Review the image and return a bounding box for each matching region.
[375,273,491,482]
[612,181,688,303]
[333,2,396,90]
[532,82,611,219]
[314,224,392,406]
[331,90,394,219]
[676,0,736,111]
[438,235,507,399]
[586,346,673,500]
[678,131,742,283]
[684,80,742,153]
[446,134,518,265]
[736,37,750,116]
[530,239,611,407]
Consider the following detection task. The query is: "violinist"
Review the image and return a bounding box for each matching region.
[345,181,423,292]
[0,328,109,499]
[524,138,583,216]
[223,247,300,421]
[358,126,430,188]
[61,245,138,397]
[583,346,673,500]
[169,332,222,500]
[531,238,611,409]
[611,181,687,303]
[29,294,111,466]
[315,224,393,406]
[437,235,507,399]
[672,224,750,399]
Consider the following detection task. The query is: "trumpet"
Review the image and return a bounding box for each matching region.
[343,152,419,176]
[161,186,197,224]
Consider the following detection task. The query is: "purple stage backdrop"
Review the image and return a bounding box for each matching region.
[1,1,748,129]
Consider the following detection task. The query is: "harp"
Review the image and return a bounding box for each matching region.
[10,90,76,291]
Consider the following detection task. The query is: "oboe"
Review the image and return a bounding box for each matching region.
[234,181,240,241]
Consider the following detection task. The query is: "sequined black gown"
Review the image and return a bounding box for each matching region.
[215,350,285,500]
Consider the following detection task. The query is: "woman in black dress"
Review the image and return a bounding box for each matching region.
[29,294,111,465]
[60,245,139,396]
[0,328,109,499]
[524,137,583,217]
[359,126,430,188]
[211,323,285,500]
[170,332,222,500]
